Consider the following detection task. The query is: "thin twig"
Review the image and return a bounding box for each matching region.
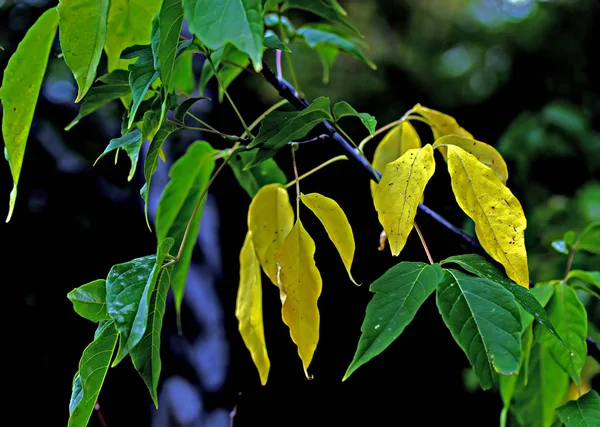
[186,112,219,132]
[414,222,434,264]
[283,154,347,189]
[242,99,289,138]
[563,242,579,281]
[291,144,301,217]
[95,402,108,427]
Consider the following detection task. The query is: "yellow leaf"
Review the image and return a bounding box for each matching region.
[236,231,270,385]
[248,184,294,287]
[412,104,473,140]
[446,145,529,287]
[300,192,358,285]
[274,219,322,378]
[433,135,508,184]
[374,145,436,256]
[370,121,421,196]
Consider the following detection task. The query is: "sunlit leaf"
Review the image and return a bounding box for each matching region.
[199,44,250,101]
[94,129,143,181]
[153,0,184,94]
[274,218,323,378]
[172,50,196,95]
[67,279,110,323]
[0,7,58,222]
[412,103,473,141]
[374,145,435,256]
[333,101,376,135]
[300,192,358,285]
[577,222,600,254]
[557,390,600,427]
[567,270,600,289]
[446,145,529,287]
[282,0,361,36]
[228,150,287,198]
[436,269,522,389]
[122,45,159,129]
[344,262,442,380]
[141,108,161,143]
[236,231,270,385]
[247,184,294,287]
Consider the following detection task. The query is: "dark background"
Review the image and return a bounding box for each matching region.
[2,0,599,426]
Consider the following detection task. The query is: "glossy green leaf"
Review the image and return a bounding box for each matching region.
[296,24,375,70]
[67,279,110,322]
[123,45,159,129]
[104,0,162,71]
[282,0,361,35]
[94,129,143,181]
[246,97,332,167]
[130,268,171,407]
[155,141,216,314]
[333,101,376,136]
[557,390,600,427]
[175,97,210,122]
[183,0,264,71]
[344,262,443,380]
[568,270,600,289]
[521,284,555,331]
[68,321,118,427]
[172,51,196,95]
[142,109,161,143]
[228,149,287,198]
[436,269,522,389]
[0,7,58,222]
[199,45,249,102]
[264,33,291,52]
[538,283,588,384]
[577,222,600,254]
[154,0,184,93]
[58,0,110,102]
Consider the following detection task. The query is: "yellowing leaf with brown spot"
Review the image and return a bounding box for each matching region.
[236,231,270,385]
[446,145,529,287]
[412,104,473,140]
[374,145,436,256]
[300,192,358,285]
[433,135,508,184]
[274,219,322,378]
[248,184,294,287]
[370,121,421,196]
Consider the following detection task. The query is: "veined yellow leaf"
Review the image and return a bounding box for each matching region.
[274,219,322,378]
[412,104,473,140]
[433,135,508,184]
[248,184,294,287]
[300,192,358,285]
[446,145,529,287]
[236,231,270,385]
[370,121,421,196]
[374,145,436,256]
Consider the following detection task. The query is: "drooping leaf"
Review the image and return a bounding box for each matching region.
[236,231,270,385]
[172,50,196,95]
[557,390,600,427]
[94,129,143,181]
[58,0,110,102]
[297,24,375,70]
[130,267,171,407]
[0,7,58,222]
[315,44,338,84]
[282,0,361,36]
[567,270,600,289]
[155,141,216,314]
[274,218,323,378]
[123,45,159,129]
[412,103,473,140]
[68,321,118,427]
[374,145,436,256]
[198,44,250,101]
[67,279,110,323]
[154,0,184,94]
[446,145,529,287]
[228,150,287,198]
[264,33,291,52]
[175,97,210,122]
[183,0,264,71]
[246,97,332,168]
[333,101,376,136]
[577,222,600,254]
[538,283,587,384]
[344,262,443,380]
[300,192,358,285]
[433,135,508,184]
[436,269,522,389]
[141,108,161,143]
[247,184,294,287]
[104,0,162,71]
[370,121,421,196]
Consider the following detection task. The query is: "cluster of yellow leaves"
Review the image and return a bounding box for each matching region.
[236,184,358,383]
[370,104,530,288]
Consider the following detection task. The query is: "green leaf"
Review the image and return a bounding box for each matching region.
[183,0,264,71]
[521,284,555,331]
[315,45,338,84]
[264,33,291,52]
[568,270,600,289]
[436,269,522,389]
[343,262,443,380]
[172,51,196,95]
[155,141,216,315]
[228,149,287,197]
[551,240,569,255]
[246,97,332,167]
[65,72,131,130]
[296,24,375,70]
[282,0,361,36]
[0,7,58,222]
[538,283,588,384]
[141,121,181,225]
[175,97,210,122]
[577,222,600,254]
[199,45,249,101]
[142,108,161,143]
[123,45,159,129]
[333,101,377,135]
[557,390,600,427]
[68,321,118,427]
[264,14,296,38]
[67,279,110,322]
[104,0,162,71]
[130,268,171,407]
[94,129,143,181]
[154,0,185,93]
[440,254,565,348]
[58,0,110,102]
